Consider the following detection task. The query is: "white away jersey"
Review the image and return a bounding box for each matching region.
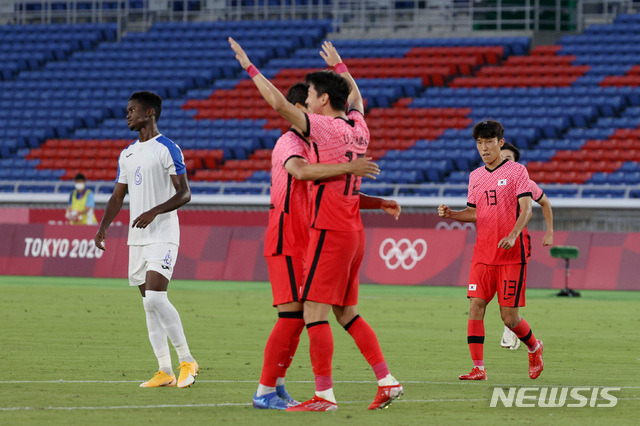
[116,134,186,246]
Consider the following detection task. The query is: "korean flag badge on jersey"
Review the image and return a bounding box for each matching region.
[498,179,507,186]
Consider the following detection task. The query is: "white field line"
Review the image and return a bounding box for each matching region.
[1,379,639,389]
[2,398,640,412]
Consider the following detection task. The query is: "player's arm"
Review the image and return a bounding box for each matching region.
[229,37,308,133]
[438,204,477,222]
[132,174,191,229]
[536,194,554,246]
[498,195,532,250]
[359,193,401,220]
[95,183,127,250]
[285,156,379,181]
[320,41,364,115]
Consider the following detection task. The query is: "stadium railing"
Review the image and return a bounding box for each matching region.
[2,180,640,209]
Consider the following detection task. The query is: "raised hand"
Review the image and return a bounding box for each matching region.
[319,40,342,67]
[228,37,252,69]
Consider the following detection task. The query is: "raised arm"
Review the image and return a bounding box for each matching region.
[95,182,128,250]
[438,204,477,223]
[229,37,308,132]
[319,41,364,115]
[498,196,532,249]
[285,156,379,181]
[536,194,554,246]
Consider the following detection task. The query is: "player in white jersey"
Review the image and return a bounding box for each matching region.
[94,91,199,389]
[499,142,554,350]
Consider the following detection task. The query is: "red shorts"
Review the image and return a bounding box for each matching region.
[467,262,527,307]
[301,228,365,307]
[266,255,304,306]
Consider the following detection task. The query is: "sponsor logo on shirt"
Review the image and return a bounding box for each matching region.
[468,284,477,291]
[498,179,507,186]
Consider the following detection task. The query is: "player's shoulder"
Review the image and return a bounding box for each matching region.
[120,139,138,155]
[155,134,180,149]
[278,129,308,144]
[347,109,365,120]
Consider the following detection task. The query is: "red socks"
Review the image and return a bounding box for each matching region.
[259,312,305,387]
[307,321,333,391]
[467,319,485,367]
[344,315,388,380]
[510,318,537,351]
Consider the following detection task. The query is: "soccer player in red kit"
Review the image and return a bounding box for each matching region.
[254,82,392,410]
[499,142,554,350]
[230,38,403,411]
[438,120,544,381]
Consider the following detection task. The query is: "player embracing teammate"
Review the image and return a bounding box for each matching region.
[230,38,403,411]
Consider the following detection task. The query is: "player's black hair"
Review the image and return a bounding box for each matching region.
[74,173,86,181]
[129,91,162,122]
[286,82,309,107]
[304,70,351,112]
[472,120,504,141]
[501,142,521,162]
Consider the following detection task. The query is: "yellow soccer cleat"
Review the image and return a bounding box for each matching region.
[177,360,199,388]
[140,371,176,388]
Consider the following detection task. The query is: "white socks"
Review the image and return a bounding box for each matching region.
[143,297,172,375]
[144,290,194,365]
[378,374,400,387]
[316,388,336,403]
[256,384,277,397]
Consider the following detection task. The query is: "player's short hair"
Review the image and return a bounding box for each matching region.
[286,82,309,107]
[129,91,162,122]
[305,70,351,112]
[74,173,86,181]
[472,120,504,141]
[501,142,521,162]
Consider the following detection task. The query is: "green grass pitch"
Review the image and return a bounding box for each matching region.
[0,276,638,425]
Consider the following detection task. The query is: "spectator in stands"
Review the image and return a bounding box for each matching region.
[230,37,403,411]
[438,120,544,381]
[65,173,97,225]
[253,81,400,410]
[499,142,554,350]
[94,91,198,390]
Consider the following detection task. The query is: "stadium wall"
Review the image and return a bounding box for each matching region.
[1,210,638,291]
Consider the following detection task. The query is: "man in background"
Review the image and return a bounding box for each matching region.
[66,173,97,225]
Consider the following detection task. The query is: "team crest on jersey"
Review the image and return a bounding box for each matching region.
[468,284,477,291]
[498,179,507,186]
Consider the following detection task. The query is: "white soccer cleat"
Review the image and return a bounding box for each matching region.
[501,325,517,348]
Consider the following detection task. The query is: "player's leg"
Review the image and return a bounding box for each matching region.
[335,305,403,410]
[144,244,198,388]
[130,246,175,387]
[288,229,353,412]
[460,263,495,380]
[254,255,305,409]
[498,264,543,379]
[285,300,338,411]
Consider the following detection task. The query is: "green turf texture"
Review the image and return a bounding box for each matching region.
[1,276,638,425]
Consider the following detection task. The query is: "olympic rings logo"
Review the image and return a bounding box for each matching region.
[435,221,476,231]
[379,238,427,271]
